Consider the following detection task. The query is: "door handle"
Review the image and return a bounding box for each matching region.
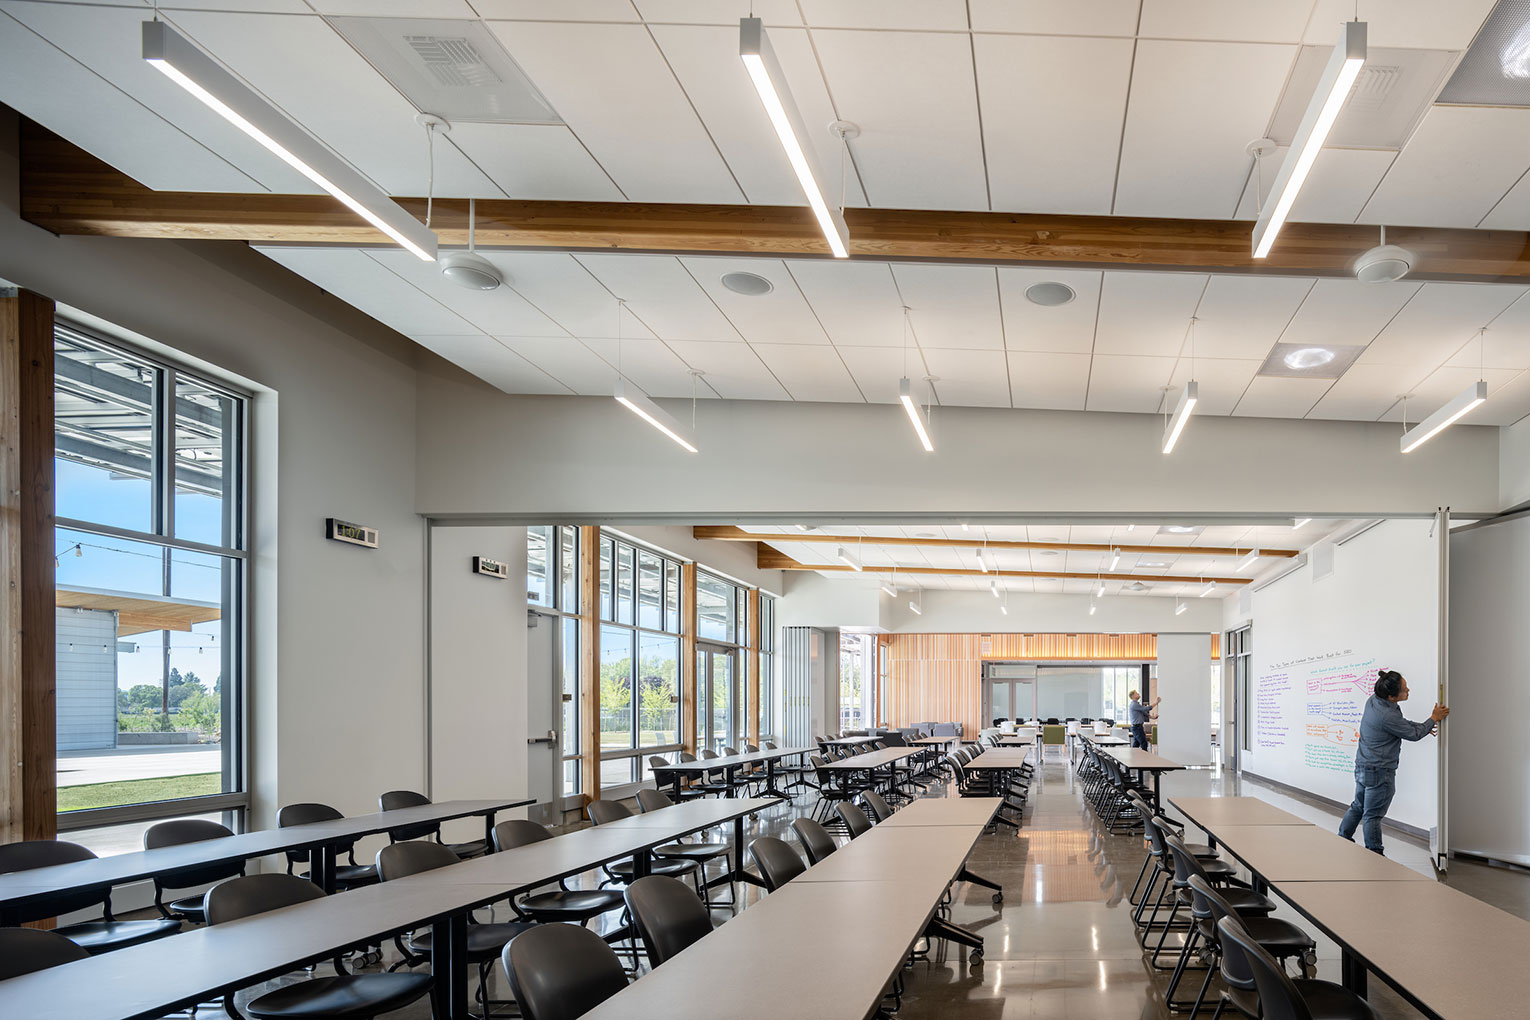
[527,729,557,746]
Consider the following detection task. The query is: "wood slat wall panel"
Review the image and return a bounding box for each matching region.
[882,631,1218,735]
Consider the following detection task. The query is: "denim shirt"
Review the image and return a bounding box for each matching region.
[1353,695,1435,774]
[1128,700,1152,725]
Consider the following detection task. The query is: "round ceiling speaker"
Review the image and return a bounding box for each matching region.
[1353,243,1414,284]
[1024,282,1076,306]
[440,251,503,291]
[720,271,774,296]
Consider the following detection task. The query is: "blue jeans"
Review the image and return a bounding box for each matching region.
[1338,767,1397,853]
[1130,723,1148,750]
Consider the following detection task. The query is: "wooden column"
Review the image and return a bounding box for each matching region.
[0,288,56,844]
[578,527,600,804]
[679,562,697,755]
[746,589,761,746]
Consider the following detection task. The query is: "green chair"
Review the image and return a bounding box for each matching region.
[1042,724,1066,760]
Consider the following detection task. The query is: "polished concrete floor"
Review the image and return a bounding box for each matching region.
[211,752,1529,1019]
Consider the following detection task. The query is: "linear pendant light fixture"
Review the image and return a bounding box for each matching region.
[1236,547,1259,573]
[1162,381,1198,454]
[1400,381,1487,453]
[740,18,850,258]
[613,378,699,453]
[908,593,922,616]
[837,546,863,571]
[899,377,935,453]
[1251,21,1366,259]
[142,21,437,261]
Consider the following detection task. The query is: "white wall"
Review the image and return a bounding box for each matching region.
[1156,633,1212,764]
[779,572,884,632]
[1,111,434,830]
[1446,513,1530,865]
[1241,520,1440,831]
[428,525,530,841]
[610,525,782,592]
[415,378,1501,518]
[1499,415,1530,511]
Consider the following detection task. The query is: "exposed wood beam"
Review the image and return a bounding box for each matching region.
[20,121,1530,282]
[697,525,1295,559]
[758,548,1251,585]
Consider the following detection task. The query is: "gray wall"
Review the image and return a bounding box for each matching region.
[1155,633,1212,764]
[56,607,117,751]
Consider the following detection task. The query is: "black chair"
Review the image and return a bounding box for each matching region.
[748,836,805,891]
[647,756,701,803]
[859,790,893,822]
[623,875,714,967]
[375,841,530,1013]
[277,803,378,889]
[1151,834,1273,968]
[1217,915,1380,1020]
[676,752,730,798]
[501,922,628,1020]
[1170,875,1316,1016]
[792,817,837,865]
[585,800,705,899]
[379,790,488,858]
[836,802,874,839]
[807,755,854,824]
[0,840,181,953]
[144,818,245,923]
[631,789,735,911]
[0,926,90,979]
[491,820,628,925]
[205,874,432,1020]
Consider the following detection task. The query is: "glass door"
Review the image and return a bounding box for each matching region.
[699,644,736,752]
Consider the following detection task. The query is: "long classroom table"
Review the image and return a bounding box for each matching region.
[0,797,534,921]
[577,798,1003,1020]
[1166,795,1530,1018]
[0,798,774,1020]
[1102,746,1185,807]
[650,746,813,800]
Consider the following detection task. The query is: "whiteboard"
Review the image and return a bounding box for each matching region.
[1244,520,1439,831]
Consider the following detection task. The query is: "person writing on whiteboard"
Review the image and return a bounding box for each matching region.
[1338,668,1449,855]
[1128,690,1159,750]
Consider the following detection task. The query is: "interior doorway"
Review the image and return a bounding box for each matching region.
[696,643,737,752]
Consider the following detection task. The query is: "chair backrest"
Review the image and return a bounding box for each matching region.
[493,819,554,851]
[809,754,833,782]
[502,921,628,1020]
[837,802,874,838]
[1043,725,1066,745]
[1187,874,1241,937]
[379,790,439,841]
[205,873,325,925]
[1218,915,1318,1020]
[587,799,634,826]
[792,818,837,865]
[678,751,698,763]
[1163,833,1204,889]
[623,875,713,967]
[376,840,460,881]
[277,802,349,865]
[0,927,91,980]
[721,746,739,757]
[0,840,108,920]
[744,744,759,753]
[700,749,718,760]
[144,819,243,892]
[749,836,806,892]
[636,788,674,813]
[763,741,777,750]
[859,790,892,822]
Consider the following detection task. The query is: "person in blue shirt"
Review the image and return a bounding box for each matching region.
[1338,668,1449,855]
[1128,690,1159,750]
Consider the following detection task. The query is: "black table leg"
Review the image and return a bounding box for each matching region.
[1341,949,1368,996]
[759,756,788,801]
[483,811,496,853]
[313,844,336,894]
[431,912,470,1020]
[708,813,766,890]
[633,848,652,879]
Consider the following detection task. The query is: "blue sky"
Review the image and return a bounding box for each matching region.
[55,459,227,690]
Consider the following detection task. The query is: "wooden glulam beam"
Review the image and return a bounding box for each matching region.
[758,548,1251,585]
[19,121,1530,282]
[697,525,1296,559]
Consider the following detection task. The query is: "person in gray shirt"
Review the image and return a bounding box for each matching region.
[1338,668,1449,855]
[1128,690,1159,750]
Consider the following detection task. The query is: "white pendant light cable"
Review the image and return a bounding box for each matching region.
[422,117,437,228]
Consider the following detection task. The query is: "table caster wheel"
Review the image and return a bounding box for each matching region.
[971,950,984,964]
[992,892,1003,905]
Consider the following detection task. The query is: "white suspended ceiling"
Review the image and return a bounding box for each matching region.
[252,245,1530,427]
[1,0,1524,229]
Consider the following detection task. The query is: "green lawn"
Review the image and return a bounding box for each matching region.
[58,772,221,813]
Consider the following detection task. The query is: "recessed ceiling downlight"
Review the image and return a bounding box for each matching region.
[1283,347,1336,370]
[440,251,503,290]
[1025,282,1076,306]
[720,271,774,296]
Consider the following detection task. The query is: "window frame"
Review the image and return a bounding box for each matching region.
[53,322,251,835]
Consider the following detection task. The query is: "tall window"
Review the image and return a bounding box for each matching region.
[599,535,684,786]
[528,525,581,797]
[54,325,246,854]
[758,594,776,742]
[1226,625,1253,755]
[839,633,875,732]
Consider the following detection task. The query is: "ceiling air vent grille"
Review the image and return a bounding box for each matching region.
[329,17,562,125]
